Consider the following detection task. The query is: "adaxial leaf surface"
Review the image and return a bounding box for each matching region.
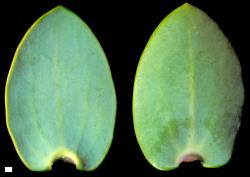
[133,3,244,170]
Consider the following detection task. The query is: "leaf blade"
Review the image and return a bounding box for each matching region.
[133,3,244,170]
[6,5,116,171]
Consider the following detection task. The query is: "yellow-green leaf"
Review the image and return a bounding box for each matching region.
[133,3,244,170]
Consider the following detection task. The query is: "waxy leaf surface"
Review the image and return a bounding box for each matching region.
[6,6,116,171]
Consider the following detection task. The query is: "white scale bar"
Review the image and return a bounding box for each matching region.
[5,166,12,173]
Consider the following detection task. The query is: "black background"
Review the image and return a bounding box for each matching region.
[0,0,249,176]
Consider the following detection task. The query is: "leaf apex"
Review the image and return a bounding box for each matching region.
[54,5,66,10]
[180,2,195,10]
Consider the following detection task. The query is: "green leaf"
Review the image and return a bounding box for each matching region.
[5,5,116,171]
[133,3,244,170]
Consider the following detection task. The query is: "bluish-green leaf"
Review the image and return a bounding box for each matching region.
[133,3,244,170]
[5,5,116,171]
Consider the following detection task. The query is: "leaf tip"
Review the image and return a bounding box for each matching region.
[54,5,66,10]
[50,5,70,14]
[52,5,67,11]
[180,2,196,10]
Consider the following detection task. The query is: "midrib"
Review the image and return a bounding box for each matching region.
[187,19,196,147]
